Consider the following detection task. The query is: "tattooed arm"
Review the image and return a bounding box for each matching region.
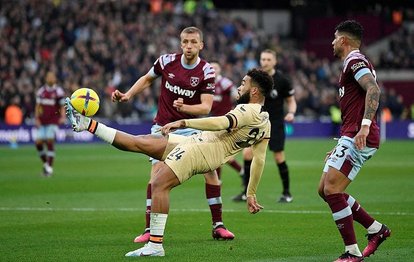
[354,73,381,150]
[358,73,381,121]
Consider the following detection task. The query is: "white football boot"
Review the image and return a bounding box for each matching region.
[65,98,90,132]
[125,243,165,257]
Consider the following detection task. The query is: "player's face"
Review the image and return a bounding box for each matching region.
[236,75,251,104]
[260,52,276,74]
[332,31,344,58]
[180,32,203,63]
[46,72,56,86]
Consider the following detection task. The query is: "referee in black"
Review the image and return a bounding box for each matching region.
[233,49,297,203]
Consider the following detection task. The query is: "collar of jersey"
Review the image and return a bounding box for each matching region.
[181,55,200,70]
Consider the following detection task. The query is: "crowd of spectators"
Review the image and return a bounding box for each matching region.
[0,0,411,125]
[378,24,414,69]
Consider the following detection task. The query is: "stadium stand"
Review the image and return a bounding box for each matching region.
[0,0,413,124]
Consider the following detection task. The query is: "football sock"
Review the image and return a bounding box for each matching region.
[227,159,242,173]
[345,244,362,257]
[344,193,375,229]
[242,160,252,194]
[367,220,383,234]
[145,184,152,229]
[325,193,357,246]
[149,213,167,248]
[46,141,54,167]
[90,121,116,144]
[36,143,46,163]
[277,161,290,195]
[205,183,222,225]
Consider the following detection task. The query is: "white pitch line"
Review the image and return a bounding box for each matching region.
[0,207,412,216]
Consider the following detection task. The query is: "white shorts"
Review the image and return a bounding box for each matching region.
[35,125,58,140]
[149,124,200,164]
[323,136,377,181]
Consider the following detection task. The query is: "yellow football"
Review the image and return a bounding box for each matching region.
[70,88,100,117]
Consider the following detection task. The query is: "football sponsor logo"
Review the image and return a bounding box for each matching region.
[190,77,199,87]
[165,81,196,98]
[351,61,366,72]
[168,73,175,79]
[206,83,215,89]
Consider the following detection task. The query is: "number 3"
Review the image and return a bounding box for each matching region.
[334,145,348,158]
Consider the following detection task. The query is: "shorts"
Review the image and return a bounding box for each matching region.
[35,125,58,141]
[268,122,285,152]
[149,124,200,164]
[323,136,377,181]
[164,140,211,183]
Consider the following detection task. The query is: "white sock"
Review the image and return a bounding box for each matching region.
[213,222,223,229]
[345,244,362,257]
[367,220,382,234]
[93,122,117,144]
[149,213,168,249]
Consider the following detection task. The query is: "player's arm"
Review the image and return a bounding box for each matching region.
[358,73,380,122]
[34,103,41,127]
[173,93,214,115]
[112,72,156,102]
[354,72,381,150]
[161,114,231,135]
[284,95,297,122]
[246,138,269,214]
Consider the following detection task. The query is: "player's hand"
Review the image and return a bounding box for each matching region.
[173,98,184,112]
[111,90,130,103]
[324,149,333,162]
[161,120,186,136]
[247,196,263,214]
[354,125,370,150]
[35,118,41,128]
[284,112,295,122]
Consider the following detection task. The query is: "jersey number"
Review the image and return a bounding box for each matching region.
[334,145,349,158]
[236,128,265,148]
[167,147,185,161]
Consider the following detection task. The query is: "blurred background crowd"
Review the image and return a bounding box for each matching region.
[1,0,413,125]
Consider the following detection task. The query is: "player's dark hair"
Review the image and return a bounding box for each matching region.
[247,68,273,97]
[335,20,364,41]
[181,26,203,42]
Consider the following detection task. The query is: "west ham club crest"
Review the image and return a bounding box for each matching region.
[190,77,199,87]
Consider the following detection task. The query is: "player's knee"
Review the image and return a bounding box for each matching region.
[318,188,326,201]
[243,147,253,160]
[203,171,219,184]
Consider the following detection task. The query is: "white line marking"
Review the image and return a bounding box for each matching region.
[0,207,412,216]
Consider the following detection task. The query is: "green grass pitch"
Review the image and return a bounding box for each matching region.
[1,139,413,261]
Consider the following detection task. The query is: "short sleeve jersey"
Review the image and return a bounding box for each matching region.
[263,70,295,122]
[210,75,236,116]
[151,53,215,126]
[192,103,271,171]
[36,85,65,125]
[339,50,380,148]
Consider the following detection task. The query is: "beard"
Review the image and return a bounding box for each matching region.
[333,46,342,58]
[236,92,250,104]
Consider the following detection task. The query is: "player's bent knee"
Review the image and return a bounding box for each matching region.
[318,189,326,201]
